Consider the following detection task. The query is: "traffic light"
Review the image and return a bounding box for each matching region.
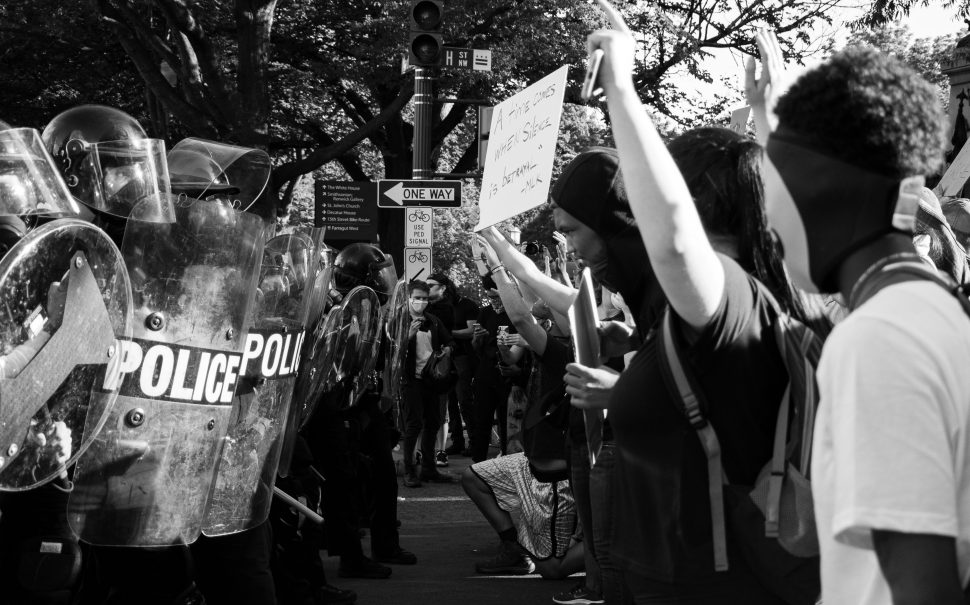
[408,0,443,67]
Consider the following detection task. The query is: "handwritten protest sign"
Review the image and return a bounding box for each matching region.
[729,106,751,135]
[474,66,568,231]
[935,142,970,198]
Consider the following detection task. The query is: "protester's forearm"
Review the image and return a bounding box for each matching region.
[492,268,532,324]
[484,230,576,315]
[604,84,724,328]
[751,102,774,147]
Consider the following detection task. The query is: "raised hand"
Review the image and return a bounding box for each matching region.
[744,28,787,142]
[469,234,490,276]
[477,234,502,272]
[587,0,637,95]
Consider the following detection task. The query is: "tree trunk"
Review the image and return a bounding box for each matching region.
[378,112,413,275]
[235,0,276,147]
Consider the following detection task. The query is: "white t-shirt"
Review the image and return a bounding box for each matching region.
[414,329,433,378]
[812,281,970,605]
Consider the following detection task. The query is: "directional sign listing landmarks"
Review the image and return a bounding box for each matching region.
[442,47,493,71]
[378,179,462,208]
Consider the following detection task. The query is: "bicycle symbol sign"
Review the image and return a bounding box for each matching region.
[405,206,433,248]
[404,247,432,282]
[408,209,430,223]
[408,250,428,264]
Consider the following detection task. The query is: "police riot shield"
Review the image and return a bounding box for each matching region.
[0,128,80,218]
[0,219,131,490]
[294,285,380,425]
[278,239,332,478]
[68,197,265,546]
[201,232,316,536]
[348,293,386,408]
[328,286,380,411]
[381,279,409,412]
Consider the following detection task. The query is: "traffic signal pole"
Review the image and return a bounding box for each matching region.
[412,67,433,179]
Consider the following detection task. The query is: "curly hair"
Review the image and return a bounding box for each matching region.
[774,45,947,179]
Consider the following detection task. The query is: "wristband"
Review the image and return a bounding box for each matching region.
[490,264,506,275]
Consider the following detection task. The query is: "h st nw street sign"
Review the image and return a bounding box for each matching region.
[377,179,462,208]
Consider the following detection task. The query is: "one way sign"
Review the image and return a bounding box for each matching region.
[377,180,462,208]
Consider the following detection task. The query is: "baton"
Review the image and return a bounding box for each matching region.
[273,486,324,525]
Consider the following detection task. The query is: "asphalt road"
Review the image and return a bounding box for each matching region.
[320,454,582,605]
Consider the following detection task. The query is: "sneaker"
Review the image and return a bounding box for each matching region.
[552,583,605,605]
[403,471,421,488]
[315,583,357,604]
[435,450,448,466]
[419,468,458,483]
[475,542,535,575]
[374,546,418,565]
[337,556,392,579]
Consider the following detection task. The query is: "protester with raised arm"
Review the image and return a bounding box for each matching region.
[580,2,822,602]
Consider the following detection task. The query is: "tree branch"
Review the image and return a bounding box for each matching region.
[272,83,413,186]
[97,0,218,136]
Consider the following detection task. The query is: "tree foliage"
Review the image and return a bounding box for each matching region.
[1,0,841,270]
[857,0,969,28]
[845,24,957,110]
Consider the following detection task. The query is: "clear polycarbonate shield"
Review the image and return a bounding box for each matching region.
[277,233,331,478]
[74,138,171,219]
[0,128,79,218]
[202,232,318,536]
[0,219,131,491]
[295,304,340,430]
[330,286,381,410]
[381,279,409,412]
[68,197,265,546]
[168,138,270,212]
[348,294,386,408]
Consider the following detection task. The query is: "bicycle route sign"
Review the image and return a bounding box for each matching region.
[377,180,462,208]
[404,247,432,282]
[405,207,433,248]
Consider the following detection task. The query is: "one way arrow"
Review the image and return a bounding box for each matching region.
[384,182,407,205]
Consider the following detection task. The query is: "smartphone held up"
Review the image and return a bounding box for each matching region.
[581,48,604,102]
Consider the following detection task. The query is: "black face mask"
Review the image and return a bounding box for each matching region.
[766,132,904,293]
[597,224,666,334]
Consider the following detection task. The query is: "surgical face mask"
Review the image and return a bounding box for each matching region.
[410,298,428,313]
[765,132,918,294]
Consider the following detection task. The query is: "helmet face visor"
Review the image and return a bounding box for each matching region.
[373,260,398,302]
[168,138,270,212]
[76,138,171,219]
[0,128,79,218]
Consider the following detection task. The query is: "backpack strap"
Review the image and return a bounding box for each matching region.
[657,308,730,572]
[764,381,791,539]
[850,254,970,315]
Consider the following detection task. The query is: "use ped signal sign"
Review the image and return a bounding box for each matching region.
[377,179,462,208]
